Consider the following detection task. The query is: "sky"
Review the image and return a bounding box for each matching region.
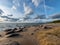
[0,0,60,23]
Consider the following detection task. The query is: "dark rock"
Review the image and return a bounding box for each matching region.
[15,28,27,32]
[43,26,52,29]
[9,41,20,45]
[7,33,20,38]
[5,30,14,35]
[13,27,26,32]
[15,29,27,32]
[16,29,23,32]
[0,35,2,37]
[13,28,17,31]
[15,29,21,32]
[31,33,34,35]
[4,29,12,32]
[15,29,23,32]
[40,25,43,27]
[34,29,39,32]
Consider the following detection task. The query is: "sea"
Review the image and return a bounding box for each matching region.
[0,23,43,31]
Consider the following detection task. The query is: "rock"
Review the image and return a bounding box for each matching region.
[15,29,21,32]
[4,29,12,32]
[14,29,23,32]
[5,30,14,35]
[34,29,39,32]
[34,30,37,32]
[43,26,52,29]
[31,33,34,35]
[6,33,20,38]
[0,35,2,37]
[9,41,20,45]
[16,27,23,32]
[13,27,26,32]
[19,26,26,30]
[12,27,21,32]
[13,28,17,31]
[20,26,26,28]
[40,25,43,27]
[15,28,27,32]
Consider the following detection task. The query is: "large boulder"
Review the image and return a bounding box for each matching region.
[15,27,27,32]
[15,29,23,32]
[0,35,2,37]
[42,26,52,29]
[6,33,20,38]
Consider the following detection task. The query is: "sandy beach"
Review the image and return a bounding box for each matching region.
[0,23,60,45]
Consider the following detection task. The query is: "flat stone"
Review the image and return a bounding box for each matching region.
[6,33,20,38]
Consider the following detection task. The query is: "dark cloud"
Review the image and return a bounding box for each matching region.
[23,16,31,20]
[7,14,13,16]
[0,9,4,15]
[50,13,60,19]
[26,11,33,15]
[34,15,46,19]
[9,18,19,22]
[1,16,10,19]
[23,14,46,21]
[1,15,19,22]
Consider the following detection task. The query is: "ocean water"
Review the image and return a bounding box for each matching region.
[0,23,42,31]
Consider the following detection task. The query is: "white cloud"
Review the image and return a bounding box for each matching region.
[23,3,33,15]
[34,15,46,19]
[0,5,11,16]
[12,0,20,10]
[13,0,20,7]
[0,9,4,16]
[0,15,20,22]
[44,5,54,10]
[12,6,17,10]
[49,13,60,19]
[32,0,42,7]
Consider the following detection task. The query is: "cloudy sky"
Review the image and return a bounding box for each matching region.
[0,0,60,23]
